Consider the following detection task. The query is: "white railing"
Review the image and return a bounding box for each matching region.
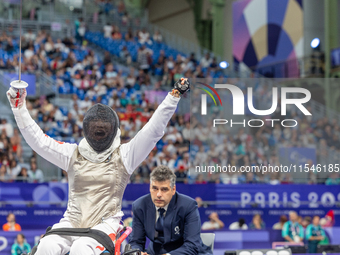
[148,23,211,61]
[35,71,59,98]
[0,72,12,106]
[249,55,325,78]
[0,18,70,39]
[0,70,57,99]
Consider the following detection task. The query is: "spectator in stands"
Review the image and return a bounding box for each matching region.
[307,162,318,184]
[24,45,35,60]
[175,165,187,183]
[2,213,21,231]
[112,26,122,40]
[325,172,340,185]
[0,164,10,182]
[76,18,86,45]
[121,11,130,25]
[195,197,208,208]
[138,45,152,72]
[41,99,54,113]
[280,173,294,184]
[282,211,304,243]
[0,59,6,69]
[153,30,163,43]
[210,57,218,71]
[119,46,132,65]
[24,29,36,42]
[59,117,73,137]
[200,53,212,68]
[195,174,207,184]
[120,92,129,108]
[55,39,67,53]
[201,212,225,230]
[229,218,248,230]
[269,172,280,185]
[117,0,126,14]
[9,159,21,180]
[138,28,152,45]
[16,167,29,183]
[302,216,312,229]
[44,36,55,56]
[0,119,14,137]
[245,172,257,184]
[306,216,327,253]
[209,174,221,184]
[249,214,266,230]
[125,27,134,41]
[272,215,288,230]
[11,233,31,255]
[6,38,15,54]
[28,161,44,183]
[10,129,23,162]
[134,161,151,182]
[320,210,335,227]
[103,23,113,38]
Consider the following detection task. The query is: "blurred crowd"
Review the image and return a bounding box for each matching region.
[0,4,339,185]
[187,77,340,184]
[1,209,335,254]
[0,117,44,183]
[200,209,334,253]
[201,209,335,231]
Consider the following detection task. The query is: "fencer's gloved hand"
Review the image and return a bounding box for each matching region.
[6,87,27,109]
[171,78,190,98]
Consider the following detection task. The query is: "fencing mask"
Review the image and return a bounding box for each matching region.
[83,104,119,153]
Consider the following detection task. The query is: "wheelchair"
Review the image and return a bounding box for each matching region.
[28,226,140,255]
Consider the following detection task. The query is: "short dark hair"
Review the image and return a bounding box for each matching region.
[7,212,14,218]
[150,165,176,188]
[238,218,245,227]
[17,233,25,239]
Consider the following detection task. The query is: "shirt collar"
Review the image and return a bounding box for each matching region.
[155,203,169,212]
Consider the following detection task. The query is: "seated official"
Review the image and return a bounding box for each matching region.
[2,213,22,231]
[249,214,265,230]
[129,165,212,255]
[282,211,304,243]
[306,216,328,253]
[11,233,31,255]
[201,212,224,230]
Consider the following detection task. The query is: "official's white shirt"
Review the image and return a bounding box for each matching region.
[229,222,248,230]
[155,203,169,223]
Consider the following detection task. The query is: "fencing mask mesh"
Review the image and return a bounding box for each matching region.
[83,104,119,153]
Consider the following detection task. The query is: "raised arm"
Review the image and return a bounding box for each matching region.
[7,88,77,171]
[120,78,189,174]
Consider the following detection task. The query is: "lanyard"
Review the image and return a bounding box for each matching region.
[312,225,321,236]
[290,222,299,234]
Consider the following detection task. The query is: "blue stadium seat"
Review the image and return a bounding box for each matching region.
[58,86,68,94]
[59,107,69,116]
[70,86,78,94]
[37,114,43,122]
[77,89,85,100]
[65,137,76,144]
[62,52,68,60]
[101,98,108,105]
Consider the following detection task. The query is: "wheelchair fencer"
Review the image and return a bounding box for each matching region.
[28,226,141,255]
